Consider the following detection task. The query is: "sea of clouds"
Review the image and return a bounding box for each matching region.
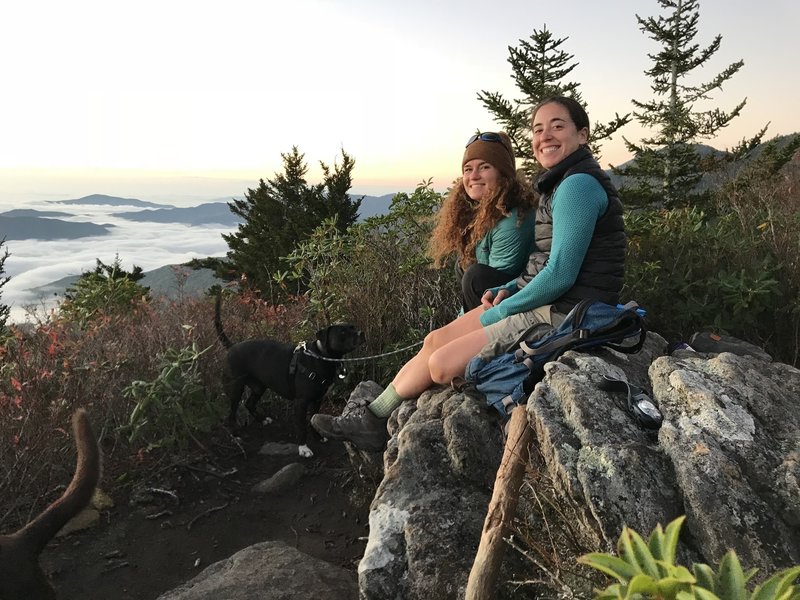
[1,198,235,323]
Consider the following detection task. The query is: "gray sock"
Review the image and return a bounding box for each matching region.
[368,383,405,418]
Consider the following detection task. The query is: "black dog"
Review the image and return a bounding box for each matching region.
[214,293,365,457]
[0,409,101,600]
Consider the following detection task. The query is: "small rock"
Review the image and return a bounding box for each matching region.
[251,463,306,494]
[91,487,114,510]
[57,507,100,537]
[258,442,300,457]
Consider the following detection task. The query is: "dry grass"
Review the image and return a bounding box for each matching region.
[500,442,607,599]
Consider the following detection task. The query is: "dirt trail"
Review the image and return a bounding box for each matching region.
[40,423,371,600]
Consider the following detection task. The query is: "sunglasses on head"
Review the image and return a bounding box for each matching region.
[466,132,503,146]
[465,132,513,157]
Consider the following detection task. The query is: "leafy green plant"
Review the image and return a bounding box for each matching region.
[279,214,353,326]
[624,205,789,345]
[121,342,222,451]
[579,516,800,599]
[278,180,457,383]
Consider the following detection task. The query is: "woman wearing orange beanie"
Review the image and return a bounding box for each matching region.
[429,131,536,312]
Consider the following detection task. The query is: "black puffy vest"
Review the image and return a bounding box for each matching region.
[516,147,626,311]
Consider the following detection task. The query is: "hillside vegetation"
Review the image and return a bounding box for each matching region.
[3,154,800,520]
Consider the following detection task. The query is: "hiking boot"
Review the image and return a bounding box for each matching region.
[689,331,772,361]
[311,406,389,452]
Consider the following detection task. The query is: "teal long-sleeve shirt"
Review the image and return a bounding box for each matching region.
[480,173,608,327]
[475,207,536,274]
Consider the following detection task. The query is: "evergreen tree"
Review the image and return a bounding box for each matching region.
[222,147,361,296]
[0,238,10,332]
[477,26,630,173]
[314,152,360,230]
[60,256,149,325]
[616,0,766,207]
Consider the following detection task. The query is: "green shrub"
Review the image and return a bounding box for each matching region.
[59,256,150,326]
[716,143,800,365]
[281,180,459,383]
[623,206,789,354]
[579,516,800,599]
[120,342,224,451]
[621,147,800,366]
[0,283,249,527]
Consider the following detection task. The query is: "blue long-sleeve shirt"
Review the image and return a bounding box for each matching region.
[480,173,608,326]
[475,207,536,274]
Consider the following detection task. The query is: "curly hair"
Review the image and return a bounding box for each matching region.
[428,172,537,269]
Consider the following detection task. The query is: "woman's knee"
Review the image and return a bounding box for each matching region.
[422,329,440,350]
[423,325,452,351]
[428,352,454,385]
[427,344,471,385]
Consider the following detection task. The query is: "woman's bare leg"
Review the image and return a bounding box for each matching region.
[392,307,485,398]
[309,307,489,450]
[428,325,490,385]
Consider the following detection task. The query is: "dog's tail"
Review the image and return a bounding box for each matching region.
[214,290,234,349]
[11,409,101,556]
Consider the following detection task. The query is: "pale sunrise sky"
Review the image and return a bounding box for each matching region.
[1,0,798,205]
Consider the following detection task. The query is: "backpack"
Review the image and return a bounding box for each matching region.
[464,299,647,418]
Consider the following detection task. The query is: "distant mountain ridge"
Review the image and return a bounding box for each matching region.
[49,194,171,208]
[356,193,395,220]
[608,134,800,190]
[112,202,241,226]
[2,193,399,242]
[1,209,70,218]
[0,215,113,241]
[8,192,400,306]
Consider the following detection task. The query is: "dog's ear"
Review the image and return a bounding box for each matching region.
[316,328,328,346]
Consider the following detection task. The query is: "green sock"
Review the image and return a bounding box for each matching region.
[368,383,405,418]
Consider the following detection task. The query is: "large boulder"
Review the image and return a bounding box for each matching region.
[155,540,357,600]
[650,349,800,570]
[528,340,800,571]
[358,386,505,599]
[358,331,800,598]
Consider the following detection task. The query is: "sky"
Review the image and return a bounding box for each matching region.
[0,0,798,206]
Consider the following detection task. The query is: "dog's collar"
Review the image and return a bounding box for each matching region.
[290,341,343,387]
[295,340,329,358]
[293,340,345,377]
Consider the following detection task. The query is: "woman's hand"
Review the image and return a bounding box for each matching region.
[481,288,509,309]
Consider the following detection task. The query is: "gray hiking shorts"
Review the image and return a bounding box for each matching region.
[479,304,566,361]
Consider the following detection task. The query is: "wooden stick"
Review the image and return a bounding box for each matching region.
[465,406,532,599]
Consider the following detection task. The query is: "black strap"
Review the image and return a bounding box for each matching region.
[598,376,662,430]
[289,342,337,395]
[287,347,302,398]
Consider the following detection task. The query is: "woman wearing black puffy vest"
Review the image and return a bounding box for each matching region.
[311,96,625,451]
